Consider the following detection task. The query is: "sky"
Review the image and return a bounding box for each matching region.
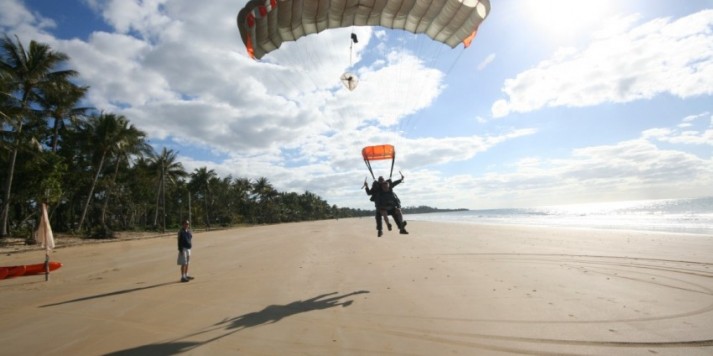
[1,0,712,210]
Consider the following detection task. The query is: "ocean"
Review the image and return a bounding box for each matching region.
[405,197,713,235]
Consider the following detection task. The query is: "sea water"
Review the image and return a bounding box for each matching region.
[406,197,713,235]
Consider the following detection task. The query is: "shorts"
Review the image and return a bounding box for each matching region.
[177,248,191,265]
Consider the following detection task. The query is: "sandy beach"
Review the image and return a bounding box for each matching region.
[1,219,712,355]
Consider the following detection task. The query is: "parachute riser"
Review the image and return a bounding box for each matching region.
[364,159,376,181]
[363,156,395,181]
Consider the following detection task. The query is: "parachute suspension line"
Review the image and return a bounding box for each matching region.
[390,31,412,138]
[276,39,316,94]
[388,32,410,155]
[397,36,464,145]
[395,33,432,147]
[341,31,359,91]
[349,29,355,68]
[443,47,467,77]
[364,159,375,180]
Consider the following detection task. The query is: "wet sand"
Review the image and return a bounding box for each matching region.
[1,219,712,355]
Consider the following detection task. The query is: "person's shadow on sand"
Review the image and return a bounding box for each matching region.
[217,290,370,330]
[104,290,370,356]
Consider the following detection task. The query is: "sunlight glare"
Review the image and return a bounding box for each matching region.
[523,0,614,41]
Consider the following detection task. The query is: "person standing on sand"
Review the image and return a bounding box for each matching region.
[177,220,194,282]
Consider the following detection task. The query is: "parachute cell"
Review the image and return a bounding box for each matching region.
[237,0,491,59]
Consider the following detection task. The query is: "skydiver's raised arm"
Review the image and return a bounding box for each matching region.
[364,180,373,195]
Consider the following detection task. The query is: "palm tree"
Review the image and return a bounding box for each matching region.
[100,120,151,227]
[300,191,321,220]
[76,112,130,232]
[0,35,78,237]
[0,70,18,152]
[252,177,278,223]
[231,177,253,222]
[36,79,89,152]
[210,176,232,226]
[148,147,186,232]
[189,167,217,228]
[278,191,301,222]
[252,177,277,201]
[0,70,14,123]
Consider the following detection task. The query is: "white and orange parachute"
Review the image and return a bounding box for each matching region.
[237,0,491,60]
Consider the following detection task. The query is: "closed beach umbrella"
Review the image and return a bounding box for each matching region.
[35,203,55,281]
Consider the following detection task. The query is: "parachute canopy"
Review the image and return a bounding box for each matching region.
[237,0,492,59]
[340,72,358,91]
[362,144,395,161]
[362,144,395,180]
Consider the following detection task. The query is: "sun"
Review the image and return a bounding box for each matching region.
[522,0,616,41]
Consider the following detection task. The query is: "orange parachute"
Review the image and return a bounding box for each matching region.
[362,144,395,180]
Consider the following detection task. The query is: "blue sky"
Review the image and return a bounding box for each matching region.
[2,0,712,210]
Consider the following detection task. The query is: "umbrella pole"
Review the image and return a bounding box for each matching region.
[44,254,49,281]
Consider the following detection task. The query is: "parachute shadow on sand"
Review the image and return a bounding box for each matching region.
[106,290,370,355]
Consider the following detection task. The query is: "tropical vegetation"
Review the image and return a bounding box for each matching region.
[1,35,372,240]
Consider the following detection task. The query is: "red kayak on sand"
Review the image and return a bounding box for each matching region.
[5,266,27,278]
[0,262,62,280]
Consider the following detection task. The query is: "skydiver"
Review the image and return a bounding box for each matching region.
[364,173,409,236]
[364,178,391,237]
[377,173,409,235]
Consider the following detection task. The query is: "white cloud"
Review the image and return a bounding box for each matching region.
[642,111,713,146]
[641,128,671,139]
[390,113,713,209]
[88,0,179,42]
[682,112,709,123]
[0,0,42,29]
[439,138,713,208]
[477,53,495,71]
[492,10,713,118]
[0,0,56,43]
[4,0,711,210]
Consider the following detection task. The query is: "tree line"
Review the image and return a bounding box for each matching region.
[1,35,372,239]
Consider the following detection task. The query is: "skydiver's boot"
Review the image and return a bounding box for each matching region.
[399,220,408,234]
[378,230,383,237]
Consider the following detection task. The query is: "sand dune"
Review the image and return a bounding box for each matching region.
[1,219,712,355]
